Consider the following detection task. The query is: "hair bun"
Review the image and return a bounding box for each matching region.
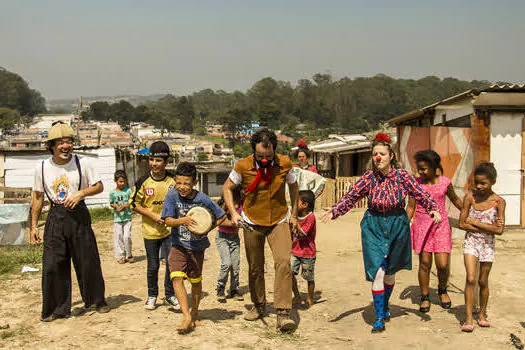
[374,133,391,143]
[295,138,308,149]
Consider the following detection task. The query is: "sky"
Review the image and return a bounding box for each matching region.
[1,0,524,100]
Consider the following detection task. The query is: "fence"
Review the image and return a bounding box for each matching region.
[0,186,32,204]
[335,177,368,208]
[315,176,367,210]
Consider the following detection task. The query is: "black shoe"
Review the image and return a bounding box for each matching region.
[229,289,244,301]
[438,287,452,309]
[217,287,226,302]
[419,294,430,313]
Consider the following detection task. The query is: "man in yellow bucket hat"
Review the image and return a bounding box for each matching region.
[30,121,110,322]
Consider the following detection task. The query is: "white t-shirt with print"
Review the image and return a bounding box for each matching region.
[33,155,102,205]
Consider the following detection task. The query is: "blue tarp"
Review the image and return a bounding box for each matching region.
[0,204,30,245]
[137,147,150,155]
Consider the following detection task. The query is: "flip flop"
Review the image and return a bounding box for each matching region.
[477,320,491,327]
[461,324,474,332]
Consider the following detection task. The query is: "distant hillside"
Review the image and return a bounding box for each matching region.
[47,94,165,112]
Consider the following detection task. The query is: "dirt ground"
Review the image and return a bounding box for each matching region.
[1,209,525,349]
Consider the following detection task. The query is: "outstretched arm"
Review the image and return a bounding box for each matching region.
[330,171,372,219]
[406,197,416,221]
[401,170,440,223]
[446,183,463,211]
[222,178,242,226]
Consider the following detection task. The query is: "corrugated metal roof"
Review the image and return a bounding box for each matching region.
[389,84,525,125]
[473,92,525,108]
[307,138,371,154]
[388,90,476,125]
[486,84,525,91]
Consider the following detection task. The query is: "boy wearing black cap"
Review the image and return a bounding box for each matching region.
[130,141,179,310]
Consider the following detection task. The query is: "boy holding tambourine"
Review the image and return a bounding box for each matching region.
[161,162,225,334]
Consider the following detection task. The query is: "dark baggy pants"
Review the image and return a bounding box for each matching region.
[41,203,106,319]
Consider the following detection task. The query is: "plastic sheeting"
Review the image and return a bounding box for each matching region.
[0,204,30,245]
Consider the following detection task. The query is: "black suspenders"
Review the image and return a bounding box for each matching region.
[41,155,83,206]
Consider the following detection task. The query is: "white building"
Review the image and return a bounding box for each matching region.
[1,147,116,208]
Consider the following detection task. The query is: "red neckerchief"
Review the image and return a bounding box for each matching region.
[245,159,272,193]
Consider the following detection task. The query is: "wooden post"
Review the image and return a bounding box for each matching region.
[123,148,127,172]
[521,116,525,226]
[335,152,340,178]
[471,112,491,165]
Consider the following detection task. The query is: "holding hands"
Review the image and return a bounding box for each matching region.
[320,207,333,224]
[429,210,441,225]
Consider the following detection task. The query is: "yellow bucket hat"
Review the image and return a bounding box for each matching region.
[46,121,74,142]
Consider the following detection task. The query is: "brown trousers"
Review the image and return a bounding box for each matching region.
[243,222,292,310]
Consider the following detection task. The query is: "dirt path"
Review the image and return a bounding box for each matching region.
[1,210,525,349]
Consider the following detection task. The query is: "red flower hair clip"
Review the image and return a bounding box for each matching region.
[374,133,391,143]
[295,138,308,148]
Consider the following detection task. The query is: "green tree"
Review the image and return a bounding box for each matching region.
[233,143,252,158]
[0,108,21,130]
[197,152,209,161]
[0,67,46,117]
[86,101,110,121]
[176,96,195,132]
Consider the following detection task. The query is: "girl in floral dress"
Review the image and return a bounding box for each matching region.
[407,150,463,313]
[459,162,505,332]
[321,134,441,333]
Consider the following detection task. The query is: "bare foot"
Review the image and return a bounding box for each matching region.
[191,310,200,326]
[177,316,195,334]
[306,298,314,308]
[292,297,303,306]
[478,312,489,324]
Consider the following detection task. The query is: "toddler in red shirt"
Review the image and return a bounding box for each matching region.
[291,190,317,308]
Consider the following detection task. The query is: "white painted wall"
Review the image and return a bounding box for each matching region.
[4,148,116,208]
[490,113,523,225]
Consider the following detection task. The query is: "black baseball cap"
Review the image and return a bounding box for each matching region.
[149,141,171,158]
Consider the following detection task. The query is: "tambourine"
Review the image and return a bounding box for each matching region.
[186,206,215,235]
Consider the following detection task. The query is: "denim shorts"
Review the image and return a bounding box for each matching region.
[291,255,316,281]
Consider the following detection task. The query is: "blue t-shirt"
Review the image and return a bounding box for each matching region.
[161,190,225,251]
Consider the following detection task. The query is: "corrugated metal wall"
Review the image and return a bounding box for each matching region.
[4,148,116,208]
[490,113,523,226]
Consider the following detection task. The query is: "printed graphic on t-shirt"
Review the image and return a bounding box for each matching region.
[53,175,70,203]
[177,203,201,242]
[145,188,154,196]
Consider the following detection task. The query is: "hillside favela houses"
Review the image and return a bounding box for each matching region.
[388,84,525,227]
[0,114,238,213]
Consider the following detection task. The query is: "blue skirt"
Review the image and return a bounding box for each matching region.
[361,209,411,281]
